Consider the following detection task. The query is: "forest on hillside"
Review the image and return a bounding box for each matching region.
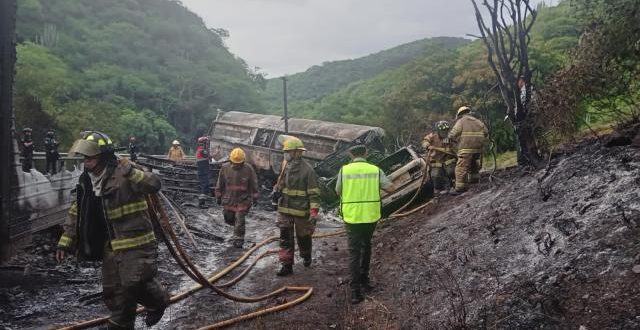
[266,0,638,156]
[14,0,266,153]
[14,0,638,157]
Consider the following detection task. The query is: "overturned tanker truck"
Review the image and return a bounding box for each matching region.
[207,111,433,216]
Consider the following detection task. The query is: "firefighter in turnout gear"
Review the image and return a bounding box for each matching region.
[335,145,393,304]
[167,140,185,161]
[274,135,321,276]
[55,131,169,330]
[422,120,457,194]
[215,148,259,248]
[448,106,488,194]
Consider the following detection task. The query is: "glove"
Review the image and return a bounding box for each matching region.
[271,191,282,204]
[216,198,222,206]
[120,159,133,177]
[310,208,319,218]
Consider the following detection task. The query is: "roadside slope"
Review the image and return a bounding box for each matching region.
[240,130,640,329]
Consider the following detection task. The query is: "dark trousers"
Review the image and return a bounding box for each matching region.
[196,160,210,195]
[346,222,377,289]
[46,153,59,174]
[22,156,32,172]
[102,245,169,329]
[223,210,247,242]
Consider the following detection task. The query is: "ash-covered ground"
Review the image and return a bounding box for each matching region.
[2,126,640,330]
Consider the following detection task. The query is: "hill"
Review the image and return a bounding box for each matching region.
[272,2,582,153]
[263,37,470,111]
[14,0,266,152]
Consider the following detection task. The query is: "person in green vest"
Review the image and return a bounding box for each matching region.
[335,145,394,304]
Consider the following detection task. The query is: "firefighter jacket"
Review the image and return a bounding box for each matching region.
[338,160,383,224]
[276,158,320,218]
[167,146,185,161]
[448,114,488,155]
[421,132,457,167]
[215,163,258,212]
[57,160,161,260]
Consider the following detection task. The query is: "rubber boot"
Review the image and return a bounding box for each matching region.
[233,240,244,248]
[145,307,166,327]
[276,264,293,276]
[303,257,312,267]
[360,275,374,293]
[351,288,364,304]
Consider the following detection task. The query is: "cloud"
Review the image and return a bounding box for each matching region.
[181,0,554,77]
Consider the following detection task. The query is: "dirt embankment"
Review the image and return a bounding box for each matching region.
[242,130,640,329]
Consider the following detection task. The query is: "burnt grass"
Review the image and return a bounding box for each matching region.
[1,127,640,330]
[239,132,640,329]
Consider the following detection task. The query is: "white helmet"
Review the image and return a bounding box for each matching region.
[172,140,180,145]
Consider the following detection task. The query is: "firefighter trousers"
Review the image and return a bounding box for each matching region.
[223,210,247,243]
[430,163,455,191]
[276,213,315,265]
[102,244,169,329]
[454,153,481,191]
[345,222,377,289]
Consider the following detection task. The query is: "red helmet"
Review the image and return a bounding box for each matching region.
[197,136,208,143]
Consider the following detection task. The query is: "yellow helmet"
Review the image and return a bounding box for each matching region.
[456,106,471,117]
[68,131,113,157]
[278,135,306,151]
[229,148,246,163]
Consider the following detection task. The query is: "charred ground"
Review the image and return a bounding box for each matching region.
[1,126,639,330]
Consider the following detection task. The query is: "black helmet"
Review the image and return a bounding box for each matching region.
[46,130,55,137]
[68,131,114,157]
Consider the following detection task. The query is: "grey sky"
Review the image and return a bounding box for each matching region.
[180,0,554,77]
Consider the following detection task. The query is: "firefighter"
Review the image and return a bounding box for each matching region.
[215,147,259,248]
[448,106,488,194]
[273,135,320,276]
[421,120,457,194]
[20,127,34,172]
[167,140,185,161]
[128,136,138,162]
[196,136,211,208]
[55,131,169,330]
[44,129,60,175]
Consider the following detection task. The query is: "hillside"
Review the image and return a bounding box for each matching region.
[235,125,640,329]
[14,0,265,152]
[272,2,582,153]
[263,37,470,111]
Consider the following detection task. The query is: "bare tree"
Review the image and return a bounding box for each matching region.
[470,0,543,167]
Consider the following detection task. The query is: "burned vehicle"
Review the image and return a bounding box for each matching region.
[320,146,433,216]
[207,111,386,178]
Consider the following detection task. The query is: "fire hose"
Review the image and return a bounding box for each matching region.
[54,193,348,330]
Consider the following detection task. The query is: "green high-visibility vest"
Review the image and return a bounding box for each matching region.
[340,161,381,223]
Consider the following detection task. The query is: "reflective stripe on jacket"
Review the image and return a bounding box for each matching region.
[277,158,320,218]
[215,163,258,212]
[339,161,381,224]
[57,160,161,256]
[448,115,488,155]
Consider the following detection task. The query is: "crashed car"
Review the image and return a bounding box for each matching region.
[319,146,433,217]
